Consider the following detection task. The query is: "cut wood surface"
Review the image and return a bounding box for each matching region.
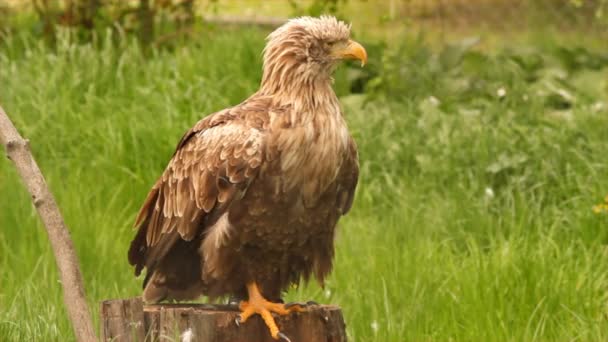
[101,297,347,342]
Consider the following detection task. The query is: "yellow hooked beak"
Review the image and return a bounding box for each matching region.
[332,39,368,67]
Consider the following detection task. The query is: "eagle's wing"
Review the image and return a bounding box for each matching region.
[309,135,359,284]
[128,107,265,284]
[337,136,359,215]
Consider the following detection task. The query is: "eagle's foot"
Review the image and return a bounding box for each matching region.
[236,282,302,340]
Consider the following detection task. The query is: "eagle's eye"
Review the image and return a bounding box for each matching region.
[324,41,336,50]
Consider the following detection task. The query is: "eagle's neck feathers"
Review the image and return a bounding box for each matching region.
[259,65,337,117]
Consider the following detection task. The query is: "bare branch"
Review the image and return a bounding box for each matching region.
[0,105,97,342]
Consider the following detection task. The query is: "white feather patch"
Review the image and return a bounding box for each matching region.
[201,213,233,278]
[181,328,194,342]
[208,213,232,249]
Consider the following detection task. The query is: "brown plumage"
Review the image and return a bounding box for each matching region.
[128,15,366,339]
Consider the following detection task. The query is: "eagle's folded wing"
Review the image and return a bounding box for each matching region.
[337,137,359,215]
[128,109,265,279]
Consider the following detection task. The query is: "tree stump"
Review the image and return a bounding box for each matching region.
[101,297,347,342]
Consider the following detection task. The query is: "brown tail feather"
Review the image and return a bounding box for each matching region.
[142,273,168,303]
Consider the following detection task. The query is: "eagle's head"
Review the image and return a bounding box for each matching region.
[260,16,367,96]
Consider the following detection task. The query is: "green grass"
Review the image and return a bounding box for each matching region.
[1,25,608,341]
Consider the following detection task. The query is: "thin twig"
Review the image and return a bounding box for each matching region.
[0,105,97,342]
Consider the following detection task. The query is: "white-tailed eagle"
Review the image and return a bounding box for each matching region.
[128,15,366,340]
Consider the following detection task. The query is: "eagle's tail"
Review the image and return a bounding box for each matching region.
[142,272,168,303]
[140,236,206,303]
[142,269,205,303]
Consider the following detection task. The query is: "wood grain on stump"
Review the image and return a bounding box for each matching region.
[101,297,347,342]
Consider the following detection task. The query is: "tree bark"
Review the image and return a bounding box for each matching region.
[101,297,348,342]
[32,0,56,42]
[0,105,97,342]
[101,298,146,342]
[138,0,155,46]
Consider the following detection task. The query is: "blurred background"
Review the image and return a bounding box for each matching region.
[1,0,607,45]
[1,1,608,341]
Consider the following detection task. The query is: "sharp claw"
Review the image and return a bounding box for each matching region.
[284,301,305,309]
[285,300,317,309]
[277,331,292,342]
[234,316,241,327]
[228,297,240,306]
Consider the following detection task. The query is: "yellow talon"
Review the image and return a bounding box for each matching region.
[237,282,305,340]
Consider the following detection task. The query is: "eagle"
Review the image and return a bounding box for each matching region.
[128,15,366,340]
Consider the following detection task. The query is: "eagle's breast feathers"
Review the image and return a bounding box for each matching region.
[269,98,352,207]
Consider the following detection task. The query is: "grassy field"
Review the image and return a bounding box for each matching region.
[1,17,608,342]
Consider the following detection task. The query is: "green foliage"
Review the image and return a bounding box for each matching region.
[288,0,347,17]
[366,33,608,104]
[1,27,608,341]
[569,0,608,21]
[1,0,198,46]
